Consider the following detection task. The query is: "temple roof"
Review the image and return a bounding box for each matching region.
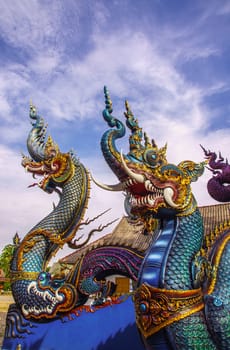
[60,203,230,265]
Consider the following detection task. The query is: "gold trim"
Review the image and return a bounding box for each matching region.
[10,270,39,282]
[134,284,204,338]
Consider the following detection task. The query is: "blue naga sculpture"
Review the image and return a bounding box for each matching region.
[3,103,145,350]
[3,91,230,350]
[93,87,230,349]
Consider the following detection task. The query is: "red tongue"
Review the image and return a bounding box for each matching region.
[28,183,38,188]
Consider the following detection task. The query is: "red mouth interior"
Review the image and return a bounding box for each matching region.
[127,183,149,197]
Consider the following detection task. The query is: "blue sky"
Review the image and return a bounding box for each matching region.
[0,0,230,258]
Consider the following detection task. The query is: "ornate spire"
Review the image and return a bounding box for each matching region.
[124,100,144,158]
[44,135,59,158]
[124,100,167,166]
[27,103,59,161]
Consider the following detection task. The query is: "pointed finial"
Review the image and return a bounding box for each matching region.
[104,86,113,113]
[29,100,38,121]
[124,100,133,118]
[44,135,59,158]
[13,232,20,245]
[144,132,152,148]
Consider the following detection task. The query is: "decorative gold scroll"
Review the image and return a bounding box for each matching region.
[134,283,204,338]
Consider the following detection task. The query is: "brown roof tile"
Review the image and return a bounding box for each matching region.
[199,202,230,236]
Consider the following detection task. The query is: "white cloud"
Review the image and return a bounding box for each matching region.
[14,27,216,126]
[0,1,229,261]
[0,145,54,249]
[0,1,61,52]
[0,65,30,109]
[30,53,61,75]
[0,3,228,128]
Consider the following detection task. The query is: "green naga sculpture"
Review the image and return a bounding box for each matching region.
[94,87,230,349]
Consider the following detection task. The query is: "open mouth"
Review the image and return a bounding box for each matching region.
[92,172,179,209]
[25,167,50,189]
[91,150,180,210]
[21,156,52,189]
[122,178,165,208]
[24,162,50,175]
[21,281,64,317]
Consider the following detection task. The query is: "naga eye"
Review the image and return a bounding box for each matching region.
[38,272,46,281]
[143,150,159,168]
[38,271,51,284]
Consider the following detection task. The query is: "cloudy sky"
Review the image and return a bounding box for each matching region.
[0,0,230,260]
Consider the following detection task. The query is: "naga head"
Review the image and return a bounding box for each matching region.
[202,146,230,202]
[22,103,74,193]
[21,271,77,319]
[94,87,205,230]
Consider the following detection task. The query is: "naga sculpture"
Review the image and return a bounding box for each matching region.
[201,146,230,202]
[3,104,145,350]
[94,87,230,349]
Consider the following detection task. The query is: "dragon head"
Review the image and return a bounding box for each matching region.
[21,272,77,319]
[202,146,230,202]
[21,104,74,193]
[94,88,205,230]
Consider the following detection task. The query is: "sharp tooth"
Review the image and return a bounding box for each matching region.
[163,187,179,208]
[22,304,29,316]
[125,179,135,187]
[47,305,53,314]
[34,306,40,315]
[27,281,36,294]
[147,194,155,206]
[43,291,51,301]
[55,289,64,302]
[145,180,151,191]
[144,180,159,193]
[128,179,133,186]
